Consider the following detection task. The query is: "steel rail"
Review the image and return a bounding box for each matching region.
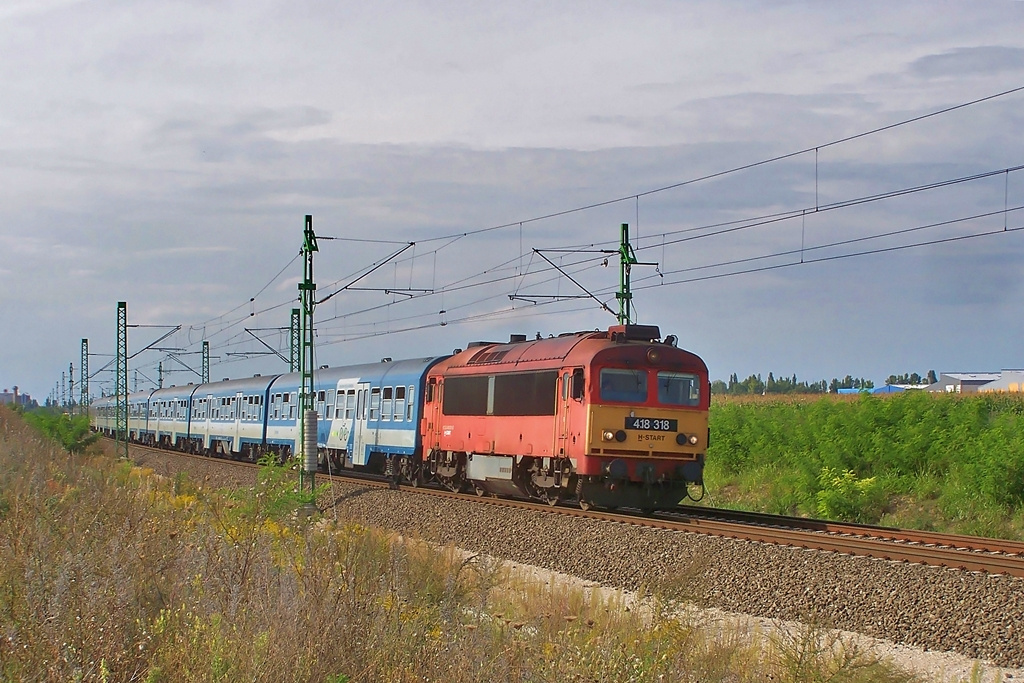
[670,506,1024,556]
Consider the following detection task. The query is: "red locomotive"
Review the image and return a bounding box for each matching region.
[421,324,708,510]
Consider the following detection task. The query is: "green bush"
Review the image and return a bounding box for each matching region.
[23,410,99,454]
[707,392,1024,537]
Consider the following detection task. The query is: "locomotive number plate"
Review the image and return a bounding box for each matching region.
[624,416,677,432]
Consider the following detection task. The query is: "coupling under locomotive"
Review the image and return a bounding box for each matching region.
[422,324,708,509]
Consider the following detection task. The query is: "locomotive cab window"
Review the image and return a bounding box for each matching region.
[599,368,648,404]
[657,372,701,407]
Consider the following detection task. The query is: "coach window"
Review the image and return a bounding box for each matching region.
[334,391,344,419]
[657,372,700,407]
[407,386,415,420]
[394,386,406,422]
[382,387,393,420]
[599,368,648,404]
[345,389,356,420]
[357,389,366,421]
[369,387,381,420]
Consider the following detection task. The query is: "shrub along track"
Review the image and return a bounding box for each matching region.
[126,443,1024,668]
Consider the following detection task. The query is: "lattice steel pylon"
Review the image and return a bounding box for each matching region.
[616,223,638,325]
[80,339,89,416]
[115,301,128,460]
[202,341,210,384]
[290,308,300,373]
[298,216,318,492]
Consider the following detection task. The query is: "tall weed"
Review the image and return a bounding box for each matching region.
[2,405,924,681]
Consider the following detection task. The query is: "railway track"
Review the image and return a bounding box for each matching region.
[127,442,1024,578]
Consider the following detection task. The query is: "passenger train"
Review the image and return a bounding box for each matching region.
[91,324,709,510]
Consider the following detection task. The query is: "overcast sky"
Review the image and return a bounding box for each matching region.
[3,0,1024,401]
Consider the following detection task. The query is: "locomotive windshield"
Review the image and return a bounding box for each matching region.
[599,368,648,403]
[599,368,701,406]
[657,371,700,406]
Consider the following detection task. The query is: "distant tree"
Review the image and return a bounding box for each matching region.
[711,379,728,394]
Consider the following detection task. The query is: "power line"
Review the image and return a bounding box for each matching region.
[126,84,1024,368]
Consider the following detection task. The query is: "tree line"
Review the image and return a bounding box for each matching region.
[711,370,937,395]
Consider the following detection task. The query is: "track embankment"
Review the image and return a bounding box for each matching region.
[129,446,1024,668]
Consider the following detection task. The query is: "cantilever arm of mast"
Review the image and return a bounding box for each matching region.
[533,249,617,318]
[316,242,416,306]
[244,328,290,365]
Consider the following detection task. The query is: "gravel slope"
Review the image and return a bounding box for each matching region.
[132,449,1024,671]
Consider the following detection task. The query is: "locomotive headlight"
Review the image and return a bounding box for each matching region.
[646,348,662,364]
[689,434,699,445]
[602,430,615,442]
[677,433,699,446]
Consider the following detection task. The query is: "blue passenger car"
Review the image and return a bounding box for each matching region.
[190,375,279,458]
[316,357,447,472]
[149,384,201,450]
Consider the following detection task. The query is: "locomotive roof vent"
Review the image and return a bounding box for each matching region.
[467,340,501,348]
[608,324,662,342]
[509,333,527,343]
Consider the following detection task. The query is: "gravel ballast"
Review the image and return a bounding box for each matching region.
[134,450,1024,669]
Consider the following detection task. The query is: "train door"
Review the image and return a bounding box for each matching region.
[203,394,213,451]
[350,382,371,466]
[556,368,585,459]
[328,381,356,458]
[231,391,243,452]
[422,377,443,451]
[556,371,570,457]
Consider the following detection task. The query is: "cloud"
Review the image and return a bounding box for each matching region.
[910,46,1024,79]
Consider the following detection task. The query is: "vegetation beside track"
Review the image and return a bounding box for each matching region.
[0,404,921,682]
[706,391,1024,538]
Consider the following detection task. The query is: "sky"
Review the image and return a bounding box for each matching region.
[3,0,1024,402]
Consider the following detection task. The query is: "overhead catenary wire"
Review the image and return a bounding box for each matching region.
[187,85,1024,346]
[109,84,1024,384]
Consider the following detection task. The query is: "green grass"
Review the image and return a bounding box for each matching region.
[0,404,926,682]
[705,392,1024,538]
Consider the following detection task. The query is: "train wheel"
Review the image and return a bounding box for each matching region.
[575,479,592,510]
[439,471,465,493]
[474,484,486,497]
